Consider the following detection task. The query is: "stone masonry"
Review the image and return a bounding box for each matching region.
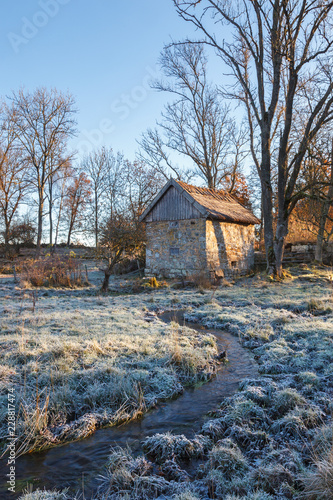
[145,218,255,279]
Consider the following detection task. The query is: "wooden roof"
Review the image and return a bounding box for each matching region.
[140,179,260,225]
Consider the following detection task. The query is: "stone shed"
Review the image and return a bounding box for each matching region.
[140,179,260,279]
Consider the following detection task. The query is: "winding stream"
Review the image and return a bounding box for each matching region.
[3,311,258,498]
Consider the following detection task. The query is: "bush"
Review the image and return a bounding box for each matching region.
[21,254,87,288]
[189,271,213,289]
[6,219,36,247]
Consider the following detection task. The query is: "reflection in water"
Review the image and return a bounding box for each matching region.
[3,311,257,498]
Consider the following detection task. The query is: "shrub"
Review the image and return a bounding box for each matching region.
[148,277,158,288]
[189,271,213,289]
[7,219,36,247]
[21,255,86,288]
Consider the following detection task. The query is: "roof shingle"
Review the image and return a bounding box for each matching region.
[176,180,260,225]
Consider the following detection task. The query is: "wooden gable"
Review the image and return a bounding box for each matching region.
[144,185,202,222]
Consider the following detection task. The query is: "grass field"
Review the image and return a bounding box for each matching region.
[0,265,218,457]
[2,262,333,499]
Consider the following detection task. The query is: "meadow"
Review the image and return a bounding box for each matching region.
[0,265,218,458]
[1,262,333,499]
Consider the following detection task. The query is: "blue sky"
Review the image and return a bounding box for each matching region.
[0,0,206,162]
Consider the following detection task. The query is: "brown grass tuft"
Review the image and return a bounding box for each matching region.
[21,254,87,288]
[301,449,333,499]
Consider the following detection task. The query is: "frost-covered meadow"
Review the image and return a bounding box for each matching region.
[2,263,333,499]
[0,268,218,457]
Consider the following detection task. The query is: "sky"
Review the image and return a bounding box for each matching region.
[0,0,207,162]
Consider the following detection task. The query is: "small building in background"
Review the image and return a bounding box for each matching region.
[140,179,260,279]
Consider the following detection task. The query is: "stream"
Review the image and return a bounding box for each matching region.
[3,310,258,498]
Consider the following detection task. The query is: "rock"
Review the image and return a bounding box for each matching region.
[217,350,227,361]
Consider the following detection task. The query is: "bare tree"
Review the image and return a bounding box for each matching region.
[315,147,333,262]
[52,162,73,247]
[96,159,163,291]
[174,0,333,276]
[138,43,245,189]
[9,87,77,249]
[0,104,29,250]
[126,161,165,219]
[103,149,127,221]
[82,148,108,248]
[64,172,92,245]
[295,137,333,262]
[99,214,145,292]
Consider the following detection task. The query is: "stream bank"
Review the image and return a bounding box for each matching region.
[5,310,258,498]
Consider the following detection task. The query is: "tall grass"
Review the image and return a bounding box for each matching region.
[21,254,86,288]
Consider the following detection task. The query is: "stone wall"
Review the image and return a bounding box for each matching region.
[145,219,207,278]
[145,218,255,279]
[206,221,255,277]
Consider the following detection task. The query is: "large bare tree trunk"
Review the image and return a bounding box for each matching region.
[315,206,328,263]
[36,191,44,250]
[54,196,64,248]
[274,216,288,276]
[95,198,98,249]
[262,186,275,273]
[261,130,275,274]
[49,190,53,246]
[67,218,74,246]
[4,214,10,252]
[101,271,111,292]
[315,147,333,262]
[172,0,333,279]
